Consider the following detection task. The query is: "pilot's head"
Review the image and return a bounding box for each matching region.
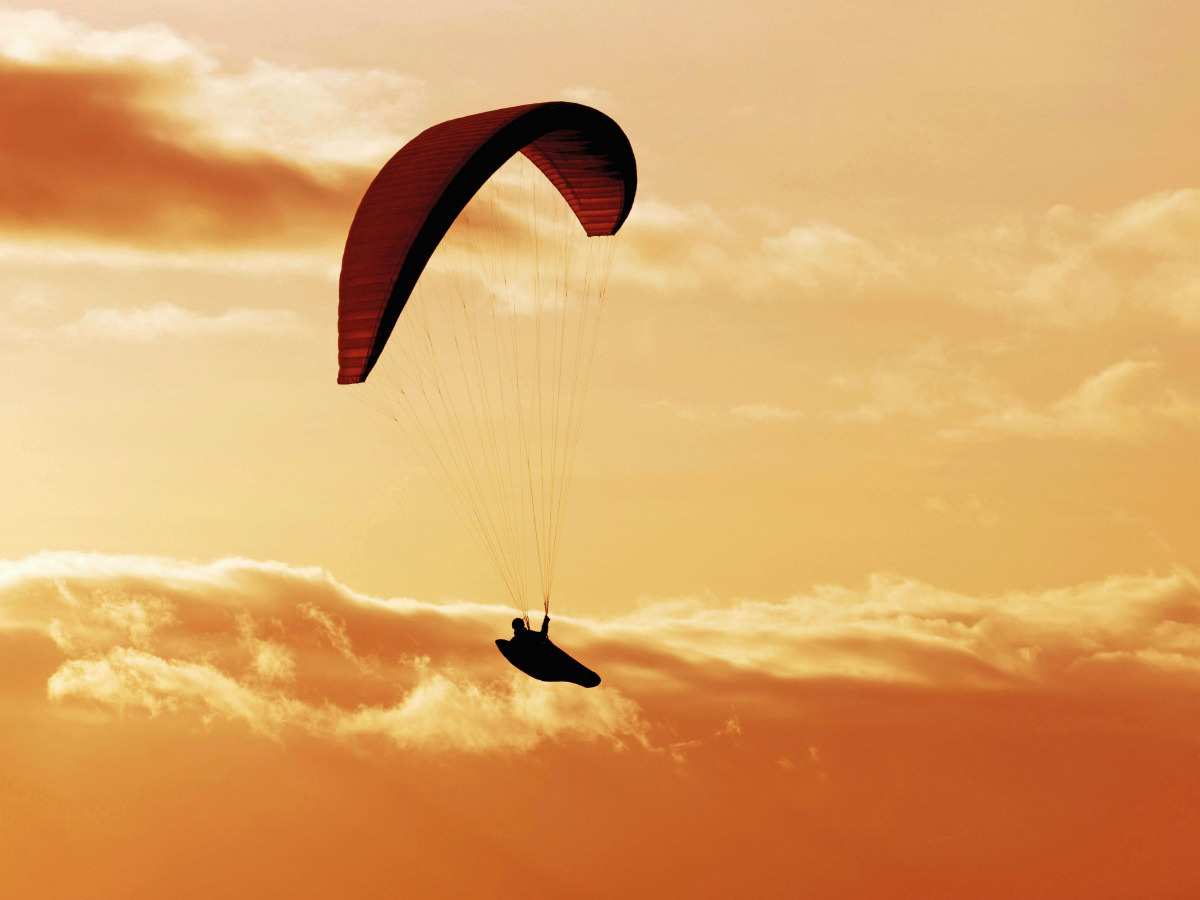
[512,617,526,632]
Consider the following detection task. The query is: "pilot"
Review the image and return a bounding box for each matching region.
[511,615,549,643]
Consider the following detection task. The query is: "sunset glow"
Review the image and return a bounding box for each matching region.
[3,3,1200,897]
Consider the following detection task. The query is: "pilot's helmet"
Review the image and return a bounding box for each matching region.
[511,617,526,631]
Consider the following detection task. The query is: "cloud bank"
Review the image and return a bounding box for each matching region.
[0,9,422,256]
[6,552,1200,750]
[1,553,645,753]
[6,552,1200,898]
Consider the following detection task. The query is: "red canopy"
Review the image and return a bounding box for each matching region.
[337,102,637,384]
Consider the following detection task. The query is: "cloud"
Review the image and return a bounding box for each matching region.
[614,190,1200,333]
[6,552,1200,744]
[9,553,1200,895]
[598,568,1200,701]
[0,9,423,165]
[181,60,424,167]
[45,647,641,752]
[730,404,802,420]
[0,9,424,257]
[0,8,200,67]
[0,553,647,753]
[615,199,896,303]
[0,302,303,344]
[761,224,897,289]
[3,7,1195,346]
[0,239,345,279]
[0,59,364,251]
[60,303,302,342]
[644,399,803,422]
[829,341,1000,424]
[828,342,1200,442]
[4,281,57,313]
[949,358,1200,442]
[1013,191,1200,328]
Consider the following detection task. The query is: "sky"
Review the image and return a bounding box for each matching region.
[2,2,1200,897]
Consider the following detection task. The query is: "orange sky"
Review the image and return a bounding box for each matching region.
[2,3,1200,897]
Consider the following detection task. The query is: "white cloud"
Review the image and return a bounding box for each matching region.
[615,199,898,304]
[0,240,343,276]
[48,647,306,728]
[830,341,1002,424]
[827,343,1200,442]
[0,8,424,167]
[645,399,803,422]
[184,60,425,167]
[57,303,302,342]
[46,647,643,751]
[333,671,646,752]
[610,190,917,310]
[5,552,1200,723]
[1,302,303,345]
[762,224,895,290]
[954,358,1200,442]
[237,612,297,683]
[0,552,648,753]
[602,568,1200,691]
[4,9,1198,338]
[0,8,203,66]
[299,602,356,660]
[615,190,1200,332]
[945,190,1200,328]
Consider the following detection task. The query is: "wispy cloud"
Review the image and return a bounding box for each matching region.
[953,358,1200,441]
[603,568,1200,695]
[60,303,302,342]
[829,341,998,424]
[645,399,803,422]
[730,404,802,421]
[944,358,1200,442]
[615,199,893,300]
[615,190,1200,331]
[1,302,303,344]
[827,342,1200,442]
[1007,191,1200,328]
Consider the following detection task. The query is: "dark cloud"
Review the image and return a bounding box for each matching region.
[0,61,369,249]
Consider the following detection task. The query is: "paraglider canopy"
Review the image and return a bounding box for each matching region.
[338,101,637,385]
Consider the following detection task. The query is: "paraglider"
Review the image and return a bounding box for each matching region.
[496,615,601,688]
[337,102,635,686]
